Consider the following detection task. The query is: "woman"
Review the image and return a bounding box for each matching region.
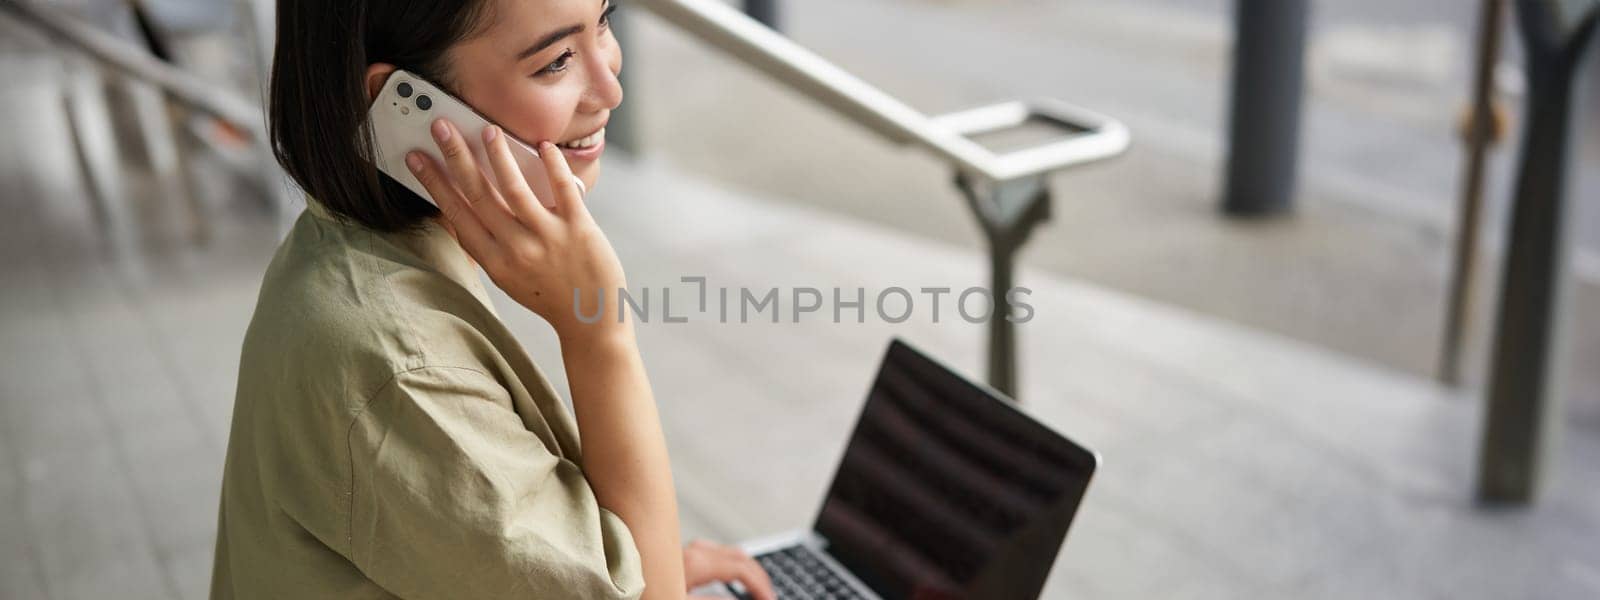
[210,1,774,598]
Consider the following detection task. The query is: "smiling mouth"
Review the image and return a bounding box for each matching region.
[557,127,606,150]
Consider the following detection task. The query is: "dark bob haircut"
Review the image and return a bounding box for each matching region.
[269,0,493,232]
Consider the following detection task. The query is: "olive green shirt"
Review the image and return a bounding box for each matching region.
[210,200,643,599]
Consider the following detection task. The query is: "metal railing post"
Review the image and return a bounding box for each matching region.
[60,56,135,253]
[1476,0,1599,504]
[1438,0,1509,386]
[957,175,1050,399]
[633,0,1129,399]
[1221,0,1309,216]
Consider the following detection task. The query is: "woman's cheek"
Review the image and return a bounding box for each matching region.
[504,105,565,145]
[538,92,587,140]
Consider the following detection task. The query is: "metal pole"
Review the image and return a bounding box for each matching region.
[1221,0,1309,216]
[1439,0,1509,385]
[957,175,1050,400]
[1476,0,1598,504]
[744,0,781,31]
[989,238,1017,398]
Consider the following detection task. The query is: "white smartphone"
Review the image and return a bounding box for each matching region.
[367,69,558,208]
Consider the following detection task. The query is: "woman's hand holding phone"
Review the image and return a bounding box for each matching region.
[406,118,626,344]
[413,119,693,600]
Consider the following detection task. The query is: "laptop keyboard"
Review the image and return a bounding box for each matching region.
[754,545,869,600]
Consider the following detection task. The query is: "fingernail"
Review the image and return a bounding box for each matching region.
[405,152,423,172]
[483,125,499,143]
[539,141,555,152]
[431,119,451,142]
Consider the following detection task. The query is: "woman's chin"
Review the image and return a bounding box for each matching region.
[575,162,601,196]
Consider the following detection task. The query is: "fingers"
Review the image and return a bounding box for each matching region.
[407,151,495,262]
[481,124,552,229]
[537,141,588,220]
[430,119,521,239]
[686,541,775,600]
[431,118,491,200]
[724,550,776,600]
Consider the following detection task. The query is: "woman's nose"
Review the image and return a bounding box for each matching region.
[581,49,624,113]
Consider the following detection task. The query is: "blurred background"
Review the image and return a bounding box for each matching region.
[1,0,1597,598]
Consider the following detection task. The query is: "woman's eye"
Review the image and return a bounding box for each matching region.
[540,49,576,75]
[599,3,617,30]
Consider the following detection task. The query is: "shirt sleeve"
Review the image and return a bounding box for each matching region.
[346,365,645,600]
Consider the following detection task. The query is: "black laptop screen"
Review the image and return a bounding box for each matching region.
[812,340,1097,600]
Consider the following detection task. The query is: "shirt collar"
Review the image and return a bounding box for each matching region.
[306,196,500,316]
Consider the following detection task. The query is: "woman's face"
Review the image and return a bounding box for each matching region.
[446,0,623,191]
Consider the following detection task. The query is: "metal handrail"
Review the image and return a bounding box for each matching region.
[638,0,1131,396]
[637,0,1129,185]
[7,0,1127,397]
[0,0,265,141]
[5,0,1125,192]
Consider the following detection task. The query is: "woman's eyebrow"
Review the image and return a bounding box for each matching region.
[515,24,585,61]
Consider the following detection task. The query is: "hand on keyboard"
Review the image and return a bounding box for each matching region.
[755,546,868,600]
[685,539,777,600]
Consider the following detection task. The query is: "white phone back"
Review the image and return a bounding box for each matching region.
[367,70,556,208]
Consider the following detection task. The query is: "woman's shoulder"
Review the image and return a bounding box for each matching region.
[240,209,510,392]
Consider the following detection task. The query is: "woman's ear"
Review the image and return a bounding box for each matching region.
[364,63,398,103]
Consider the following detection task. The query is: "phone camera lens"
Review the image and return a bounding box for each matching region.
[415,95,432,111]
[396,82,413,98]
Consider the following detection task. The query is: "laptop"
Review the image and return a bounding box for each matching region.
[722,338,1100,600]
